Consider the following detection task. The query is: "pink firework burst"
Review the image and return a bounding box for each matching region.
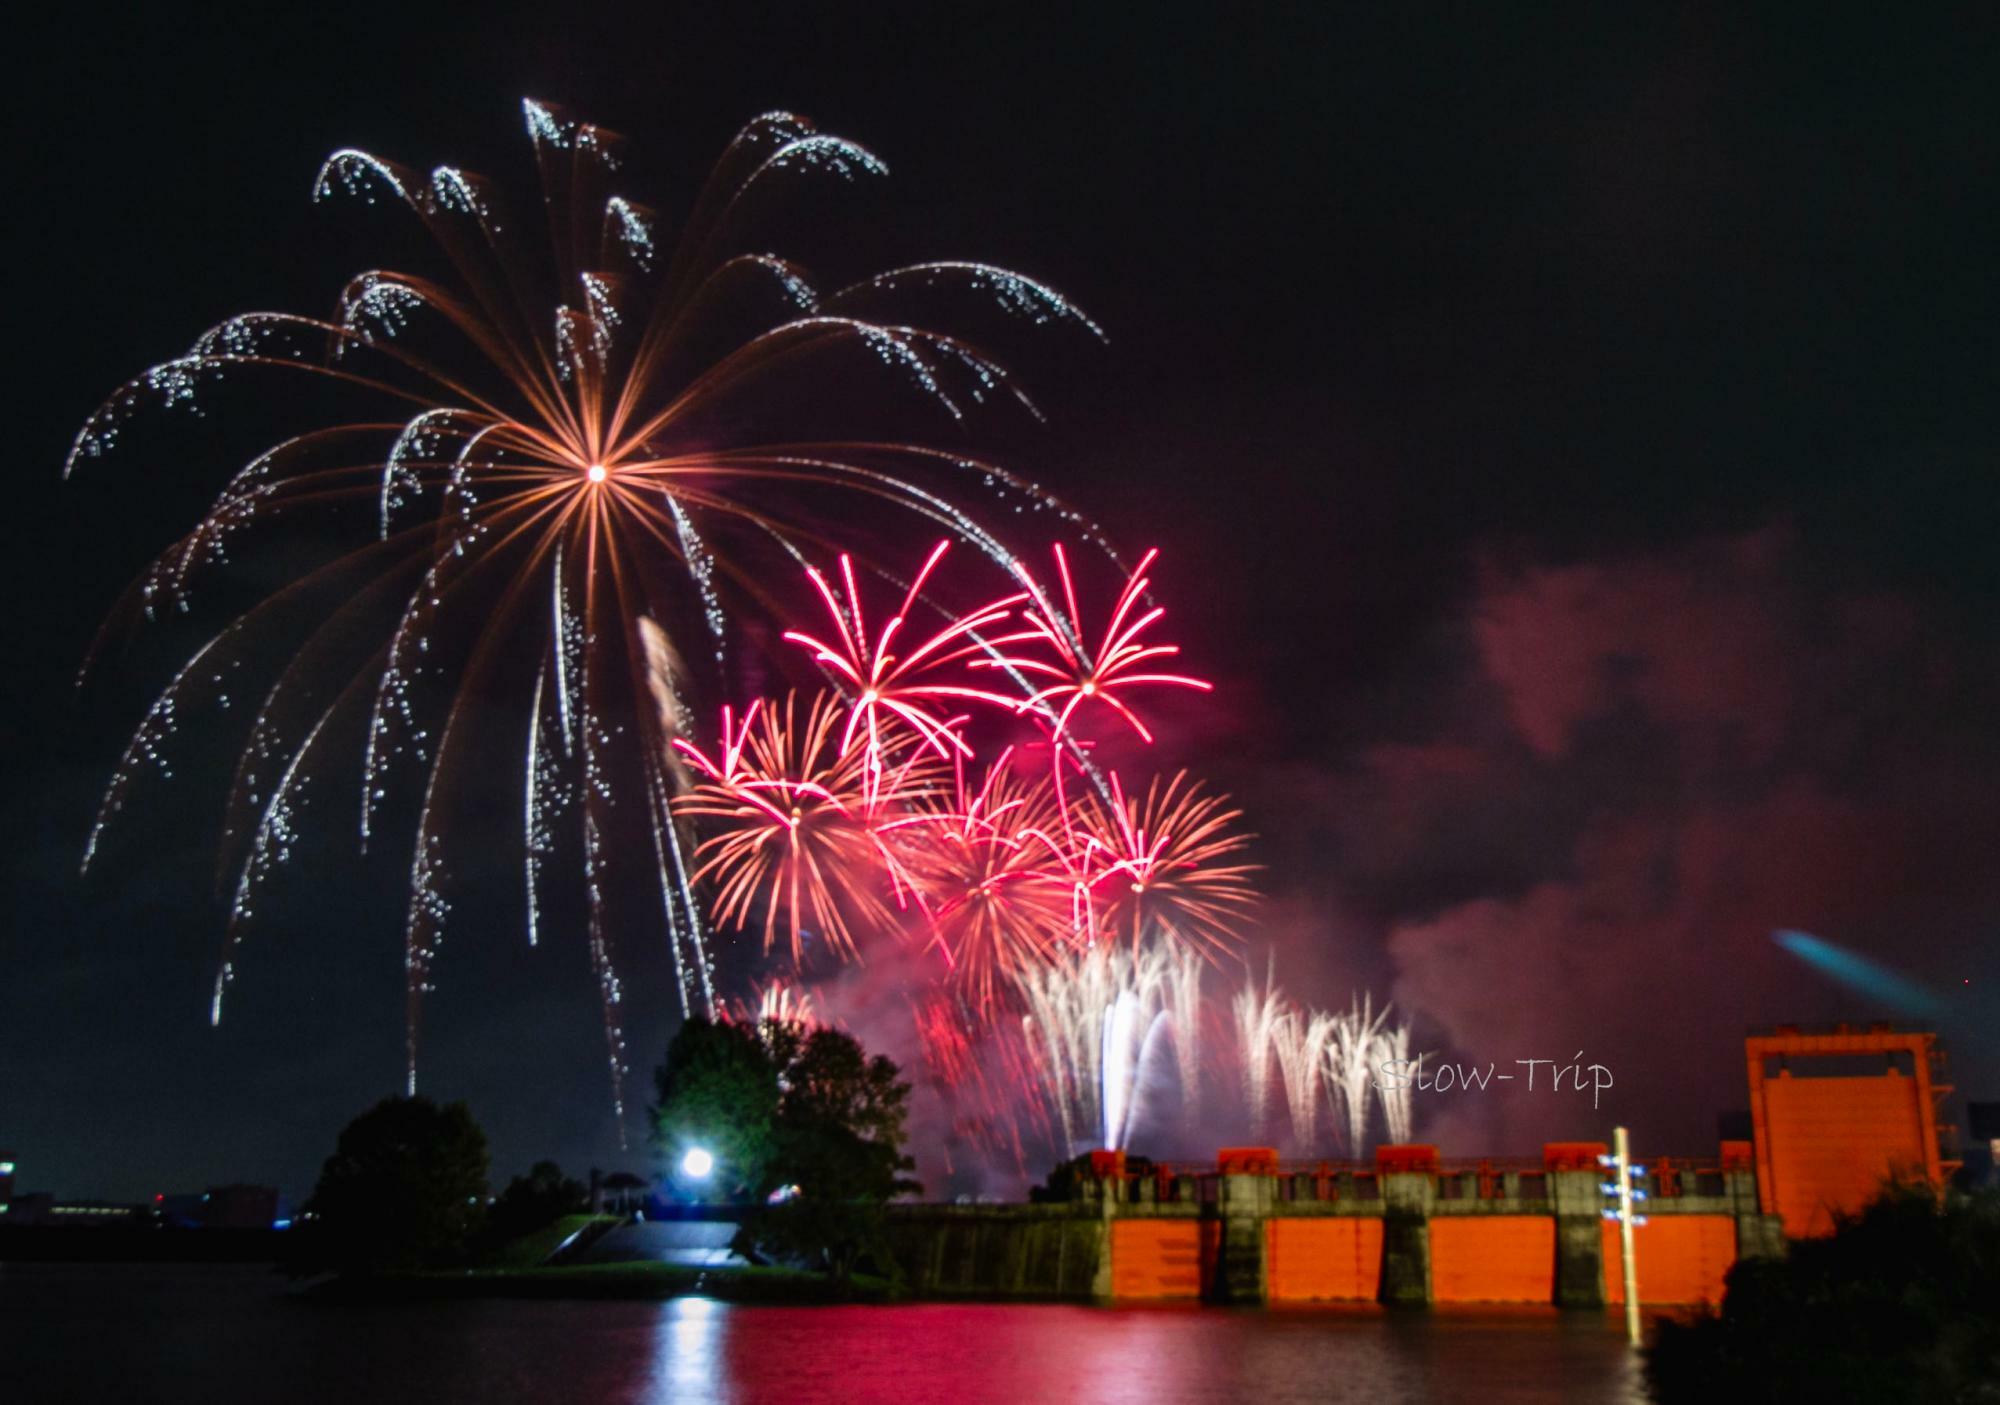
[672,690,938,964]
[1072,769,1258,956]
[990,545,1211,744]
[887,752,1077,1009]
[783,542,1025,789]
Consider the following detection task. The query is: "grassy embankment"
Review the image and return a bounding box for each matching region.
[321,1215,894,1303]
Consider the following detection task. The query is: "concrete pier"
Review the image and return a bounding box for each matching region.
[1378,1167,1435,1306]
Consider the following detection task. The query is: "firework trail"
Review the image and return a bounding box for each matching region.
[671,690,938,965]
[1327,993,1389,1155]
[70,101,1107,1109]
[1166,946,1205,1126]
[746,977,822,1032]
[887,751,1074,1011]
[1273,1007,1337,1151]
[909,989,1046,1177]
[990,545,1212,746]
[783,542,1025,792]
[1232,964,1287,1142]
[1373,1020,1419,1146]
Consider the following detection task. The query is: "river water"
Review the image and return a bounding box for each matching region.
[1,1263,1651,1404]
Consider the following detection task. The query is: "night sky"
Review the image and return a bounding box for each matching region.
[8,3,1998,1202]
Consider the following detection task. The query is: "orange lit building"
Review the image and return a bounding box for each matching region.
[1745,1024,1959,1237]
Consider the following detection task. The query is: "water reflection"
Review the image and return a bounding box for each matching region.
[647,1297,731,1405]
[640,1299,1645,1405]
[0,1265,1646,1405]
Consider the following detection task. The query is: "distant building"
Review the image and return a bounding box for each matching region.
[6,1196,146,1226]
[201,1184,282,1229]
[153,1185,289,1229]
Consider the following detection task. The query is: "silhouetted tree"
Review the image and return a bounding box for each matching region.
[651,1016,781,1199]
[743,1024,918,1284]
[651,1018,916,1283]
[1648,1184,2000,1403]
[304,1095,489,1275]
[487,1160,588,1244]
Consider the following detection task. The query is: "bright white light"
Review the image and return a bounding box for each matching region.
[682,1147,713,1179]
[586,463,608,483]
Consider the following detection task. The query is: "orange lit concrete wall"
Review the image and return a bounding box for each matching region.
[1265,1218,1384,1302]
[1761,1072,1928,1237]
[1109,1220,1214,1300]
[1601,1215,1735,1305]
[1429,1217,1555,1303]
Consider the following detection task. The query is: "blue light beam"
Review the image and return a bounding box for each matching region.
[1771,929,1947,1018]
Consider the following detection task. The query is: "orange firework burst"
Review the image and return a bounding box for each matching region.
[888,752,1077,1009]
[1072,770,1258,955]
[68,99,1103,1111]
[672,691,937,965]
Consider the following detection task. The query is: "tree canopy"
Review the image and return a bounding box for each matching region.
[652,1016,783,1200]
[1648,1184,2000,1403]
[652,1017,916,1282]
[304,1095,489,1275]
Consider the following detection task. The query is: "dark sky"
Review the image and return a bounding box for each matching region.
[7,2,1998,1201]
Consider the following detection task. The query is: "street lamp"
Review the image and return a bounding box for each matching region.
[682,1146,714,1180]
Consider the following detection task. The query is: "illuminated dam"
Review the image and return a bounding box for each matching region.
[882,1025,1959,1305]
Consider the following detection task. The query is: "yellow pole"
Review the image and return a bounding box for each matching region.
[1616,1125,1641,1346]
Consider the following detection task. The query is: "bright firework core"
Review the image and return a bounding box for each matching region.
[586,463,608,483]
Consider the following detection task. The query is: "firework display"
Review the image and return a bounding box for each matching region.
[72,99,1423,1168]
[69,102,1107,1115]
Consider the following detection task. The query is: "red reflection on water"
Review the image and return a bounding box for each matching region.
[639,1300,1645,1405]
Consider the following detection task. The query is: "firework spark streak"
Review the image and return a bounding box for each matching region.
[1372,1020,1419,1146]
[1233,966,1288,1142]
[1078,771,1259,955]
[1329,993,1390,1154]
[991,545,1212,745]
[783,542,1025,789]
[672,691,938,965]
[1273,1007,1337,1149]
[888,752,1075,1011]
[70,101,1104,1111]
[1017,943,1197,1153]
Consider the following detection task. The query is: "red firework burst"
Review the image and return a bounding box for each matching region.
[1071,769,1257,955]
[783,542,1025,785]
[672,691,936,964]
[987,545,1211,743]
[887,752,1077,1009]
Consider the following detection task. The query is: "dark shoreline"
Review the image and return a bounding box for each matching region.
[0,1225,290,1263]
[306,1263,895,1306]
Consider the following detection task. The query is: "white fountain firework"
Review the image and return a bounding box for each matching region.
[1327,993,1390,1154]
[1272,1007,1337,1150]
[1373,1020,1419,1146]
[1019,942,1196,1152]
[1231,964,1288,1142]
[1167,947,1205,1124]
